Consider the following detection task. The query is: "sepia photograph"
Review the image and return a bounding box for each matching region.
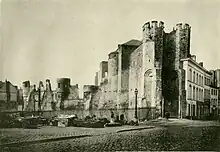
[0,0,220,151]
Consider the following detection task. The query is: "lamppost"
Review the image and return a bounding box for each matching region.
[134,88,138,125]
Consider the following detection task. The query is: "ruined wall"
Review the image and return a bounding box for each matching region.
[98,80,109,109]
[129,45,143,109]
[41,79,53,111]
[56,78,71,110]
[22,81,31,110]
[108,51,119,108]
[100,61,108,84]
[83,85,100,110]
[95,72,98,86]
[69,84,79,100]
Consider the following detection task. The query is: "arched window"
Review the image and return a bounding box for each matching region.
[199,75,201,85]
[188,85,192,99]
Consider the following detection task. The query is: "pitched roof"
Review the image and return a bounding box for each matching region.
[122,39,142,46]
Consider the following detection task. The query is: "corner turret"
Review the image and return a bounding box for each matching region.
[175,23,191,58]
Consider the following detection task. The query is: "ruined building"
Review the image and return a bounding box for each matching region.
[21,78,81,111]
[0,80,19,111]
[55,78,81,110]
[91,21,192,119]
[22,80,54,111]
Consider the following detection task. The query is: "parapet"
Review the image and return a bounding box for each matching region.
[101,61,108,64]
[57,78,71,83]
[108,51,118,59]
[175,23,191,30]
[39,81,44,86]
[22,81,30,88]
[83,85,98,93]
[142,20,164,31]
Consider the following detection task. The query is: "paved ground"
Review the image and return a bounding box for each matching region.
[0,125,153,145]
[1,119,220,151]
[2,125,220,152]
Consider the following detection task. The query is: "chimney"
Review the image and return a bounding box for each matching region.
[191,55,196,61]
[199,62,203,67]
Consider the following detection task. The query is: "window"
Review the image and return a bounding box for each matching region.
[188,104,191,116]
[201,76,203,85]
[196,87,198,100]
[202,89,203,101]
[193,86,195,100]
[58,83,61,88]
[193,71,195,82]
[197,74,199,84]
[188,85,192,99]
[211,89,213,95]
[189,69,192,81]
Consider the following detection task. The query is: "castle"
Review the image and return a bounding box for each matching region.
[4,20,219,121]
[88,20,192,119]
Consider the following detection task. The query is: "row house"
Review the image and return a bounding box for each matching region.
[182,56,219,119]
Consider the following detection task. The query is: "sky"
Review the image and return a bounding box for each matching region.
[0,0,220,97]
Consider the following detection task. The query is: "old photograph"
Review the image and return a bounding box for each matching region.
[0,0,220,151]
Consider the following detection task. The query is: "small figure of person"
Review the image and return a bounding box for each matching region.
[110,111,114,123]
[165,112,170,120]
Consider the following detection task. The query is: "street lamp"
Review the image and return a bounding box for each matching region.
[134,88,138,125]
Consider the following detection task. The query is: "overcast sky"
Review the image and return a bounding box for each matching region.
[0,0,220,96]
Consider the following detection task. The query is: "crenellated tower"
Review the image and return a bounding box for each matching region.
[175,23,191,59]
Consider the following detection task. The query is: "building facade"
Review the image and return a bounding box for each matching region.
[181,57,216,119]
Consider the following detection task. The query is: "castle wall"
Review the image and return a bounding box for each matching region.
[108,51,119,108]
[100,61,108,83]
[129,45,143,109]
[142,41,156,107]
[118,44,140,109]
[69,84,79,100]
[98,81,109,109]
[95,72,98,86]
[83,85,100,110]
